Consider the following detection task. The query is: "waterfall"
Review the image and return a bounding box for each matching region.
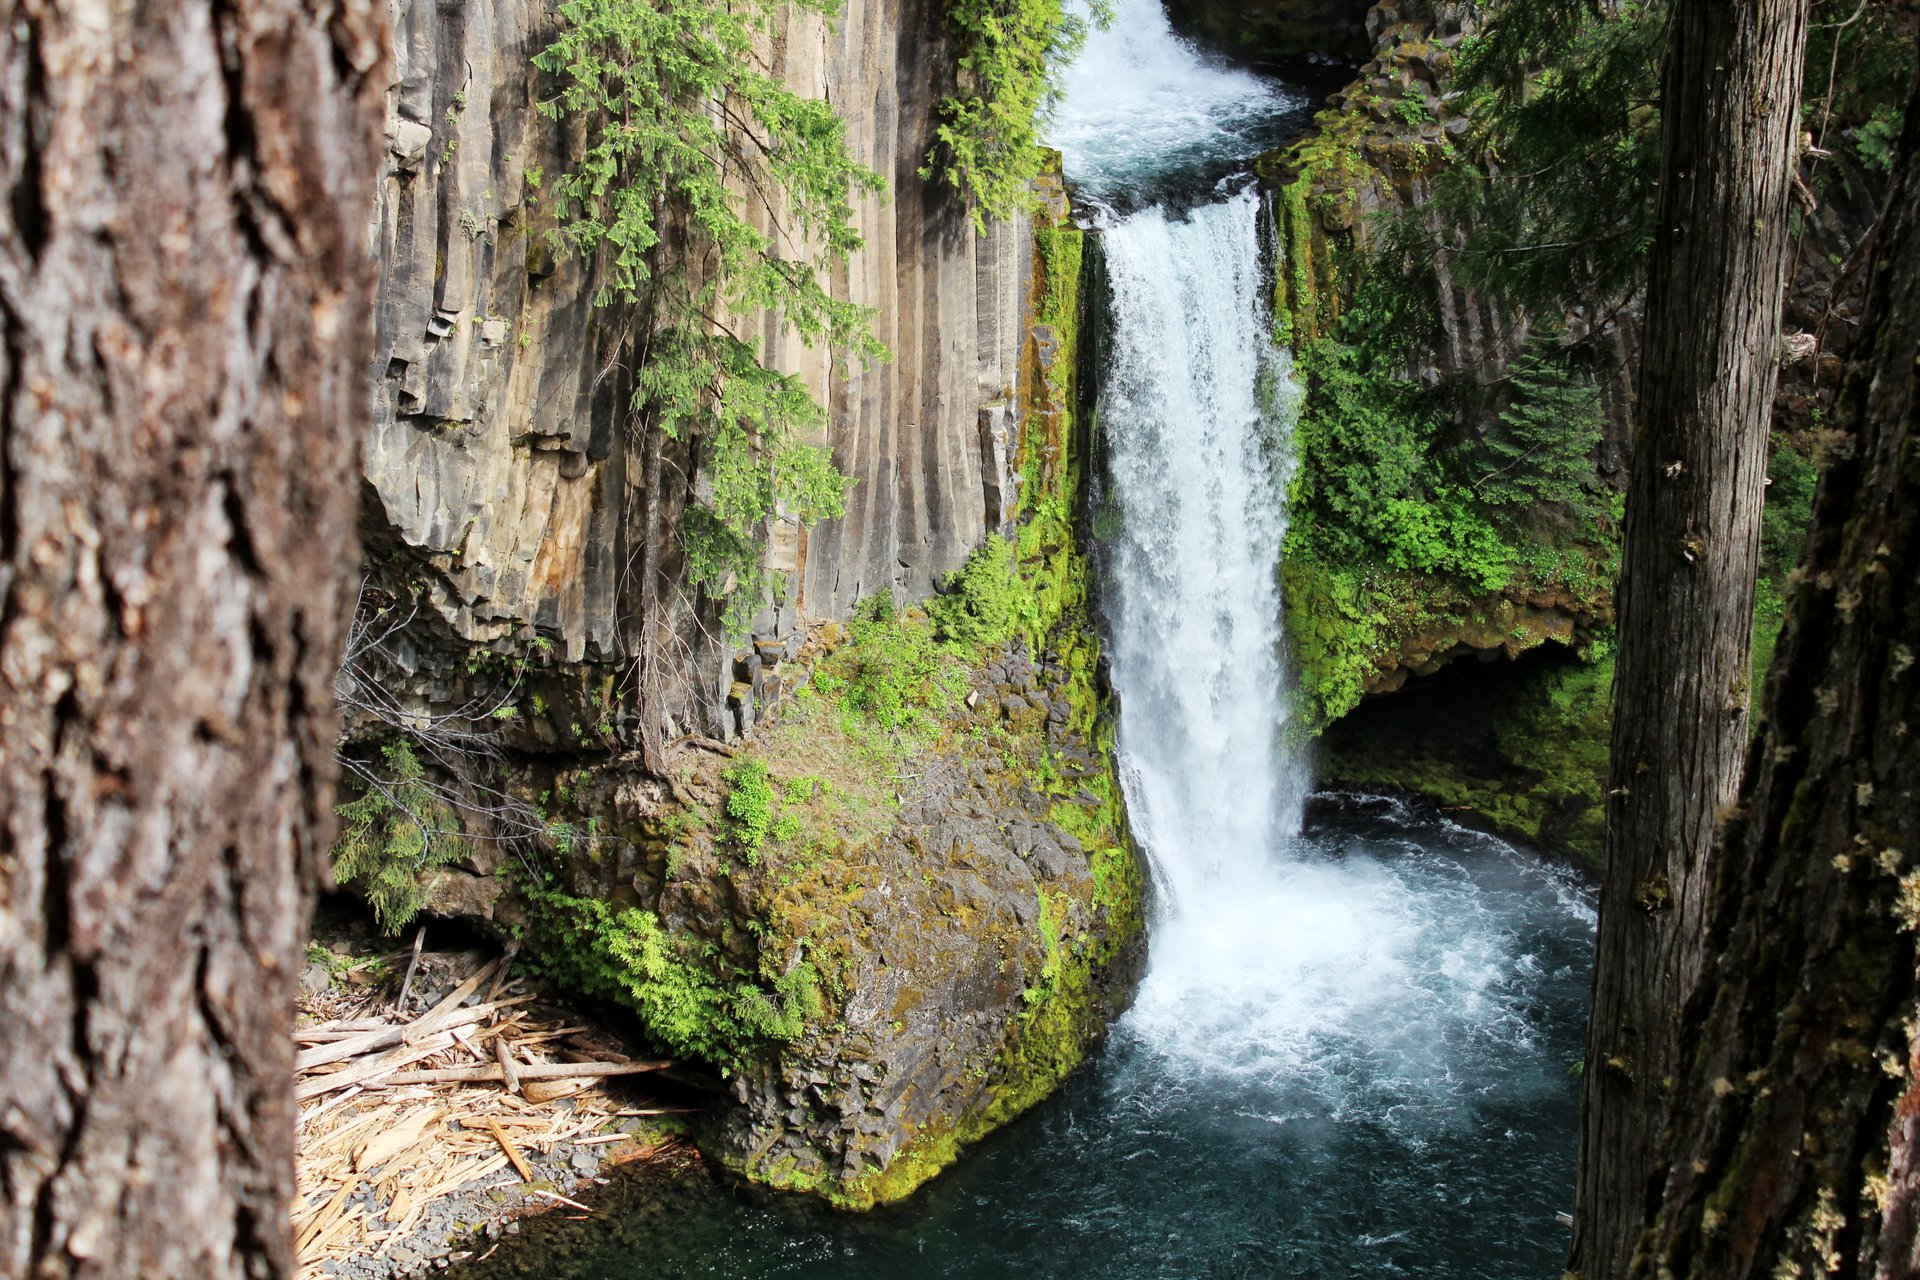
[1063,3,1594,1113]
[1098,191,1303,892]
[457,5,1598,1273]
[1052,0,1305,210]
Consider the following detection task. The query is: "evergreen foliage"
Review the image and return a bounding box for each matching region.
[1287,283,1612,597]
[925,0,1107,230]
[1473,344,1607,530]
[331,741,470,934]
[535,0,888,634]
[1424,0,1911,323]
[1438,0,1663,318]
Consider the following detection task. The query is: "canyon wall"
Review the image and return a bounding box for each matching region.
[344,0,1144,1209]
[364,0,1029,725]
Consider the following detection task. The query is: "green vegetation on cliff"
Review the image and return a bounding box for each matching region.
[497,203,1139,1209]
[535,0,886,633]
[927,0,1106,231]
[331,741,473,933]
[1281,269,1617,731]
[524,884,823,1071]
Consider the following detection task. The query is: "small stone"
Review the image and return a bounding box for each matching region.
[387,118,432,166]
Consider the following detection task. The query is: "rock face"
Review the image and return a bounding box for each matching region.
[364,0,1030,704]
[1162,0,1375,63]
[348,0,1140,1209]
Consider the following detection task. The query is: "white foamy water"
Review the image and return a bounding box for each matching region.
[1076,25,1596,1141]
[1054,0,1305,204]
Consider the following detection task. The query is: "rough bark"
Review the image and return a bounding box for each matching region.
[0,3,385,1277]
[1635,61,1920,1280]
[1571,1,1813,1275]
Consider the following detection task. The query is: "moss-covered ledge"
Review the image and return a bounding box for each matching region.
[486,162,1145,1211]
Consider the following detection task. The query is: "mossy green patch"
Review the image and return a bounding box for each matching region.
[519,882,823,1072]
[1322,646,1614,870]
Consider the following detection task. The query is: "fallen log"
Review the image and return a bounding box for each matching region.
[363,1059,670,1087]
[295,993,535,1072]
[294,1033,458,1101]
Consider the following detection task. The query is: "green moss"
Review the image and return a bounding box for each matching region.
[1323,647,1614,870]
[520,883,821,1072]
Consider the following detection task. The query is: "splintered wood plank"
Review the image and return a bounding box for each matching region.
[484,1116,535,1182]
[294,1032,456,1101]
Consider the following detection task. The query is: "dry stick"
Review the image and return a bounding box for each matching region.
[296,1084,366,1129]
[294,1178,360,1256]
[295,993,535,1072]
[483,1116,535,1183]
[527,1188,593,1213]
[523,1078,594,1105]
[495,1036,522,1095]
[294,1033,457,1102]
[299,1016,390,1037]
[395,925,428,1008]
[369,1059,671,1086]
[483,938,520,1008]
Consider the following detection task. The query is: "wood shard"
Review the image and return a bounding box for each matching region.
[483,1116,535,1183]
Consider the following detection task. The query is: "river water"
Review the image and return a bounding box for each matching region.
[458,4,1594,1276]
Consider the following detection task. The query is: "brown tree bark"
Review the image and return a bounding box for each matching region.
[1633,61,1920,1280]
[0,3,385,1277]
[1571,1,1813,1275]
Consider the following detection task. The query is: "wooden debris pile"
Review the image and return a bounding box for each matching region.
[292,937,681,1279]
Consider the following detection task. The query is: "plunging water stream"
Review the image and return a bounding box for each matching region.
[459,4,1593,1275]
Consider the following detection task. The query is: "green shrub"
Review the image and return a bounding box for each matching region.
[723,759,779,864]
[928,535,1041,648]
[525,886,821,1071]
[832,596,969,737]
[331,741,469,934]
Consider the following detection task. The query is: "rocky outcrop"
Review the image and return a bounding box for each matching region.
[347,0,1141,1207]
[1361,585,1609,695]
[529,630,1146,1209]
[1162,0,1374,64]
[364,0,1031,716]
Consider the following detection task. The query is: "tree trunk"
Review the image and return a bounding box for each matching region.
[1636,60,1920,1280]
[0,3,385,1277]
[1571,1,1813,1275]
